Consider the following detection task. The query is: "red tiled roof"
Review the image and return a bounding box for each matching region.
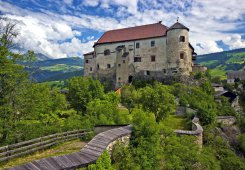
[94,23,168,46]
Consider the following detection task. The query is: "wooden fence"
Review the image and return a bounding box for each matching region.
[0,129,91,162]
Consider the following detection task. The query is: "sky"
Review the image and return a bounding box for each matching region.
[0,0,245,59]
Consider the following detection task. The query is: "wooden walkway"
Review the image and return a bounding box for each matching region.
[8,125,132,170]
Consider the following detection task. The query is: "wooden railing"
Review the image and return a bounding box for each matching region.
[0,129,91,162]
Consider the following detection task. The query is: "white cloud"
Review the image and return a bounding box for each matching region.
[83,0,99,7]
[63,0,73,5]
[223,34,245,49]
[82,0,138,14]
[1,0,245,57]
[4,14,85,58]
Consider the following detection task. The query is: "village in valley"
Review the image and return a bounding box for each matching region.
[0,0,245,170]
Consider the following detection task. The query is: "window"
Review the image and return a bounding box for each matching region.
[107,64,111,68]
[146,70,150,76]
[179,36,185,42]
[104,49,110,55]
[163,69,166,73]
[180,53,184,59]
[151,55,156,62]
[136,42,140,48]
[134,57,141,62]
[151,41,155,47]
[118,77,121,81]
[123,60,125,63]
[97,64,99,69]
[90,67,92,71]
[118,64,121,67]
[86,59,89,63]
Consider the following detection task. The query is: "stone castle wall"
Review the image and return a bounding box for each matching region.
[84,27,194,88]
[174,117,203,148]
[166,29,192,75]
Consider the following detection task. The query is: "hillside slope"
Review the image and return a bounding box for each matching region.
[196,48,245,78]
[26,57,84,82]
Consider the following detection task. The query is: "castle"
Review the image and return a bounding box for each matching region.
[84,21,201,88]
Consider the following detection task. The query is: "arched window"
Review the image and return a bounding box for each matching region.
[104,49,110,55]
[179,36,185,42]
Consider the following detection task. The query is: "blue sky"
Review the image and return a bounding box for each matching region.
[0,0,245,58]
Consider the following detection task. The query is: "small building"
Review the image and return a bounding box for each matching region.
[211,83,224,92]
[227,70,245,84]
[84,21,203,88]
[192,64,207,73]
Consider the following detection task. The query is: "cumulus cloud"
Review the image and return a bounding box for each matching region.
[3,14,89,58]
[222,35,245,50]
[1,0,245,57]
[82,0,138,14]
[83,0,99,7]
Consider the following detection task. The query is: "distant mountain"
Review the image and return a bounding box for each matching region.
[196,48,245,78]
[35,53,51,61]
[25,57,84,82]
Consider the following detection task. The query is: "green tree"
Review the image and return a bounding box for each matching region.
[86,98,118,125]
[0,18,28,142]
[88,150,113,170]
[67,77,104,113]
[238,134,245,154]
[173,83,217,125]
[131,110,161,170]
[121,85,137,114]
[139,83,177,122]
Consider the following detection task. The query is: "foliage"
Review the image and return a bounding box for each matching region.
[121,85,137,114]
[0,18,87,145]
[86,98,118,125]
[173,83,217,125]
[238,134,245,154]
[202,125,245,169]
[138,83,177,122]
[131,110,161,170]
[88,150,113,170]
[196,48,245,78]
[217,96,236,116]
[67,77,104,113]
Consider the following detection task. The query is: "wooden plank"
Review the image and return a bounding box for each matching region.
[22,163,41,170]
[86,142,106,150]
[78,151,98,162]
[81,148,102,157]
[37,157,60,169]
[91,135,111,143]
[65,153,88,165]
[52,155,75,169]
[84,145,105,153]
[33,159,55,170]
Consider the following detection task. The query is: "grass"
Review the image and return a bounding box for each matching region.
[209,67,227,79]
[40,64,82,72]
[161,114,190,130]
[0,139,87,169]
[200,60,219,66]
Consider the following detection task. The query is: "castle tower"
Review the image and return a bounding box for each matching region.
[166,20,192,75]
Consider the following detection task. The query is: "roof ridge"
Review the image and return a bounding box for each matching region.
[94,22,168,46]
[106,22,167,32]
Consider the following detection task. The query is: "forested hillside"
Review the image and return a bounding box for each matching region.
[196,48,245,78]
[23,56,84,82]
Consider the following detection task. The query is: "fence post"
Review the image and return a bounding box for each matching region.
[6,145,10,161]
